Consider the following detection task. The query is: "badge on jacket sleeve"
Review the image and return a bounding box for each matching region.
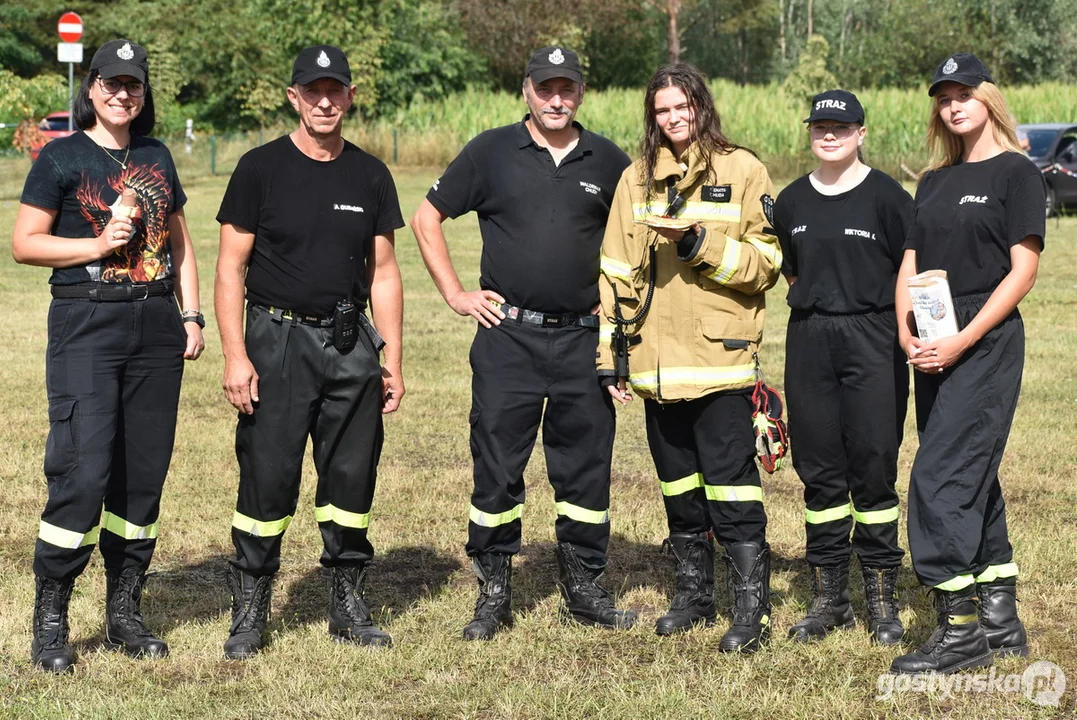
[761,194,775,226]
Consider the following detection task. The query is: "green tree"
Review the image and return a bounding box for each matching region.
[781,34,836,102]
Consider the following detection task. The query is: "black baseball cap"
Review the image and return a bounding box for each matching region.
[803,89,864,124]
[526,46,583,84]
[90,39,148,83]
[928,53,993,96]
[292,45,351,86]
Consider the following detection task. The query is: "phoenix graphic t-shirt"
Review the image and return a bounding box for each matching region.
[21,131,186,285]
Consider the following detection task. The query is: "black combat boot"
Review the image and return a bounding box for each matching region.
[223,567,273,660]
[104,568,169,658]
[328,565,392,647]
[890,587,993,674]
[655,532,717,636]
[788,564,854,642]
[978,578,1028,658]
[462,554,513,641]
[31,576,77,673]
[555,543,636,630]
[719,542,772,654]
[863,566,905,645]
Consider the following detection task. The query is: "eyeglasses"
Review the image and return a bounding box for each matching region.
[97,77,146,98]
[809,124,857,139]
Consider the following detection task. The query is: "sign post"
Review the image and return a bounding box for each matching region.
[56,12,83,132]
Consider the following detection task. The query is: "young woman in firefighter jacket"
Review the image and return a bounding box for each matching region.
[598,64,782,652]
[890,53,1043,675]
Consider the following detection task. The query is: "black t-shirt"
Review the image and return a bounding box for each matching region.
[217,136,404,316]
[21,131,186,285]
[426,116,631,314]
[905,152,1046,297]
[774,169,912,313]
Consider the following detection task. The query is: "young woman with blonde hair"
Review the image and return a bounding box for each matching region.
[891,53,1043,674]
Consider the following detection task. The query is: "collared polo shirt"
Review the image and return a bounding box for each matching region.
[427,115,631,314]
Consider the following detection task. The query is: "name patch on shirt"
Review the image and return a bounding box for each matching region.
[844,228,876,239]
[579,181,601,195]
[959,195,988,205]
[334,203,364,213]
[702,185,732,203]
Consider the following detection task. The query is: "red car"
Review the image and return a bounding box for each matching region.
[30,111,76,162]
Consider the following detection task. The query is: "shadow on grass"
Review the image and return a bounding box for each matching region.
[276,545,462,628]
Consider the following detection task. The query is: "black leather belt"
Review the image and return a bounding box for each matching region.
[51,279,174,302]
[251,303,334,327]
[493,302,599,329]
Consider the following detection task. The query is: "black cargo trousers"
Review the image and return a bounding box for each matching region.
[907,294,1023,590]
[466,318,616,566]
[785,309,908,569]
[230,304,385,576]
[35,293,185,580]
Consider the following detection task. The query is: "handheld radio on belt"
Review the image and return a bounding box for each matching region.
[608,181,685,382]
[332,250,360,352]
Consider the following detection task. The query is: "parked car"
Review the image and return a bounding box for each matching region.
[1019,122,1077,217]
[29,111,76,162]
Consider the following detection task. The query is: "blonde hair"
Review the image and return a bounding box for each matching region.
[923,81,1024,174]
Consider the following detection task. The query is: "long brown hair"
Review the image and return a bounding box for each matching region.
[640,64,749,199]
[924,81,1023,174]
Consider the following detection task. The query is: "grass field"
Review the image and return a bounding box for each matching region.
[0,166,1075,719]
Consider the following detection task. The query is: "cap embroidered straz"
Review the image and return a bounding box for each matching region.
[548,48,565,65]
[117,42,135,61]
[943,57,958,75]
[317,50,330,68]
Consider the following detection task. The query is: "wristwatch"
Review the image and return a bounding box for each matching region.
[181,310,205,329]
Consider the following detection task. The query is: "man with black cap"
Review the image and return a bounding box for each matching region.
[214,44,404,657]
[411,46,635,640]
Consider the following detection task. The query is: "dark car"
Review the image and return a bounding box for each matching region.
[30,111,76,162]
[1019,123,1077,217]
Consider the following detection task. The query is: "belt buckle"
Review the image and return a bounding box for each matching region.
[129,283,149,301]
[542,314,563,328]
[280,309,295,322]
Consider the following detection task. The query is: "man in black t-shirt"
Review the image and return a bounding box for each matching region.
[214,45,404,658]
[411,46,636,640]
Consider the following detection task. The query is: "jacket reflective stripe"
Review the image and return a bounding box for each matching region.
[747,237,783,268]
[38,520,99,549]
[232,511,292,538]
[314,504,370,530]
[101,511,159,540]
[851,506,899,524]
[705,239,742,285]
[469,503,523,528]
[600,255,633,281]
[661,473,704,497]
[630,364,757,391]
[705,485,763,502]
[599,324,615,343]
[975,563,1019,583]
[555,501,609,524]
[935,574,976,592]
[805,503,852,525]
[632,202,743,222]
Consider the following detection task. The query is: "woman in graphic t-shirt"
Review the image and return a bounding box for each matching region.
[773,90,912,648]
[12,39,203,673]
[890,53,1044,675]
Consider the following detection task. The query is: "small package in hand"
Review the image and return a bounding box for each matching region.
[907,269,959,341]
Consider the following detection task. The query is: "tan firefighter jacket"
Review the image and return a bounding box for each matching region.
[597,143,782,402]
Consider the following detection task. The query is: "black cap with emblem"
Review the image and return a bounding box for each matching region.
[803,89,864,124]
[928,53,993,96]
[292,45,352,86]
[90,39,149,83]
[526,46,583,85]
